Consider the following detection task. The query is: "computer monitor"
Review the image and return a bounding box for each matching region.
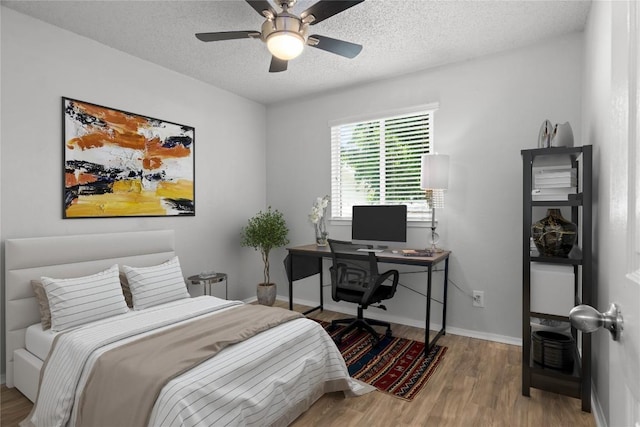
[351,205,407,247]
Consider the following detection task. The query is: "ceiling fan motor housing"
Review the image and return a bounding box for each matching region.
[261,12,309,44]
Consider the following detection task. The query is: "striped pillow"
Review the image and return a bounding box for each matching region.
[42,265,130,332]
[123,256,190,310]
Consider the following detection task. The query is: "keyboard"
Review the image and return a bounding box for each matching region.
[356,248,384,253]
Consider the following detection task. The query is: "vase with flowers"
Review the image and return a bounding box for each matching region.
[309,195,330,246]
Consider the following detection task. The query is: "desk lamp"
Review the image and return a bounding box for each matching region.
[420,153,450,252]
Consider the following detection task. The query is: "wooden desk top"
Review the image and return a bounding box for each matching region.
[287,244,450,266]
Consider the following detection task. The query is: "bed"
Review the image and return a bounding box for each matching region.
[5,230,371,426]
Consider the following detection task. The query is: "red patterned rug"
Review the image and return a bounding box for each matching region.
[319,321,448,401]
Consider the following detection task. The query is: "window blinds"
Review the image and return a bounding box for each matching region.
[330,107,436,220]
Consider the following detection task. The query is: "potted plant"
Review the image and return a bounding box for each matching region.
[240,207,289,306]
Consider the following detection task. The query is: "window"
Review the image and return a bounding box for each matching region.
[330,104,438,220]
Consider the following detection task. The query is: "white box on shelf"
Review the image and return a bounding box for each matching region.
[531,187,577,201]
[530,263,574,317]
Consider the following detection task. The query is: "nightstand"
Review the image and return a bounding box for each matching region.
[188,272,227,299]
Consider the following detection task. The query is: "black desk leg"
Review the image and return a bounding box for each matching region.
[288,255,294,311]
[426,256,449,354]
[318,258,324,311]
[442,257,449,336]
[425,264,433,354]
[288,253,324,316]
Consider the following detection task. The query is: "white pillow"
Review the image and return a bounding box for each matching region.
[42,264,129,332]
[122,256,190,310]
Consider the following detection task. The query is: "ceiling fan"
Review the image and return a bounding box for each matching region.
[195,0,365,72]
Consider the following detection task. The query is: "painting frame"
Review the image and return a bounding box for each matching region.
[62,97,195,218]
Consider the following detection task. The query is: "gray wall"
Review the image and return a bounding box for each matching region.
[266,32,584,342]
[0,7,269,376]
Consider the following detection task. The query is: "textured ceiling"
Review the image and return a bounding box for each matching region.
[2,0,591,105]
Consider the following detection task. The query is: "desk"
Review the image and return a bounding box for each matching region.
[285,244,450,353]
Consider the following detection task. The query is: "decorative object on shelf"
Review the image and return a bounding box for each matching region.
[62,97,195,218]
[550,122,574,147]
[309,195,330,246]
[420,153,450,251]
[530,318,571,334]
[532,330,574,371]
[531,209,577,257]
[537,119,553,148]
[568,243,583,259]
[240,207,289,306]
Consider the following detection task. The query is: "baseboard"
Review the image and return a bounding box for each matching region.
[279,295,522,346]
[591,380,607,427]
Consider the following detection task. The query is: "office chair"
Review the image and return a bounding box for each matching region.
[327,239,399,346]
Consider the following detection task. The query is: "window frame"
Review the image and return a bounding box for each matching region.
[329,103,439,222]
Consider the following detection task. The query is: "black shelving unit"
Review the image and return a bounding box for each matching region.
[521,145,592,412]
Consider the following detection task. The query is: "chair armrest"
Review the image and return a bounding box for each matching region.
[361,269,399,303]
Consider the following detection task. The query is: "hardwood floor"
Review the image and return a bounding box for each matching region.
[1,301,596,427]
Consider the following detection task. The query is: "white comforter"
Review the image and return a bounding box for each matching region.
[24,297,364,427]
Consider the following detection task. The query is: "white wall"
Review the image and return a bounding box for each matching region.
[266,33,584,341]
[0,7,268,375]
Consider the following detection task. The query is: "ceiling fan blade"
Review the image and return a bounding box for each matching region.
[309,35,362,58]
[245,0,276,17]
[269,56,288,73]
[195,31,259,42]
[301,0,365,25]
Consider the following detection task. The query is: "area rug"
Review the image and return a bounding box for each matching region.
[319,321,448,401]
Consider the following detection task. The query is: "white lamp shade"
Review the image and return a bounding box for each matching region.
[266,32,304,60]
[420,154,450,190]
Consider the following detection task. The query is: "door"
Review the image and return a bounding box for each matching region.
[605,2,639,426]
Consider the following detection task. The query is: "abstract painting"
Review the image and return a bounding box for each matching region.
[63,98,195,218]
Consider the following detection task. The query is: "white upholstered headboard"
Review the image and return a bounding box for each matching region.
[4,230,176,388]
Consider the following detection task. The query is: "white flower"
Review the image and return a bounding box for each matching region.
[309,195,330,224]
[319,196,329,209]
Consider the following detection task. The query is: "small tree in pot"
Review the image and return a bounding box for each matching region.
[240,207,289,306]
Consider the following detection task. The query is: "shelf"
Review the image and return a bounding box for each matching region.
[522,145,592,412]
[531,193,583,207]
[521,146,585,158]
[530,312,570,322]
[530,256,582,265]
[529,341,582,398]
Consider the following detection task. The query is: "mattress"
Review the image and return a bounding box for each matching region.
[25,324,58,361]
[23,296,234,361]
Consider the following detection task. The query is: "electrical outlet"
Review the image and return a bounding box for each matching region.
[473,290,485,308]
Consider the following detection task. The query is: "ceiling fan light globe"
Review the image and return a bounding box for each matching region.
[267,32,304,60]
